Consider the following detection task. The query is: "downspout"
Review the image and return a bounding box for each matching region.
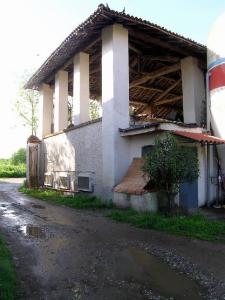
[206,143,211,207]
[206,71,211,207]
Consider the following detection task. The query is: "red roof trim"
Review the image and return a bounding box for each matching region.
[173,131,225,145]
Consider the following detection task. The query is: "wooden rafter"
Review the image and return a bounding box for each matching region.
[130,63,180,88]
[129,28,190,56]
[153,79,182,103]
[129,42,142,54]
[155,96,183,106]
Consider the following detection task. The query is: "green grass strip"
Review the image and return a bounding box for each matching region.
[0,235,16,300]
[107,209,225,241]
[19,187,112,210]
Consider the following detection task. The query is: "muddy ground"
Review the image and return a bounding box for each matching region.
[0,179,225,300]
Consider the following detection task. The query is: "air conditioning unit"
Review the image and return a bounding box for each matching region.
[44,173,53,187]
[77,173,93,192]
[59,174,70,190]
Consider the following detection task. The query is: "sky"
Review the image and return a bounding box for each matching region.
[0,0,225,158]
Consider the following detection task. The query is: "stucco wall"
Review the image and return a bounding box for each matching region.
[42,120,103,197]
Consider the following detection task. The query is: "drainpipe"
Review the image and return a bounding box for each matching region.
[206,71,211,132]
[206,143,211,207]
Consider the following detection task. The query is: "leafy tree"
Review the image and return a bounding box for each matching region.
[89,99,101,120]
[143,133,199,210]
[11,148,26,165]
[14,73,39,135]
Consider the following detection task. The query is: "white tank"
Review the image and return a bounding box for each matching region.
[207,12,225,170]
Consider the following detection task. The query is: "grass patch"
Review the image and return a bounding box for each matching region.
[19,187,112,210]
[107,209,225,241]
[0,235,16,300]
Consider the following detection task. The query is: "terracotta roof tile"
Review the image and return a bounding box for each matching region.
[114,158,148,195]
[173,131,225,145]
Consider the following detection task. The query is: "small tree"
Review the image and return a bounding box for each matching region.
[89,99,101,120]
[143,133,199,210]
[14,73,39,136]
[11,148,26,165]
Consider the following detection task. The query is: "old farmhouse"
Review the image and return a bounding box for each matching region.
[25,4,225,211]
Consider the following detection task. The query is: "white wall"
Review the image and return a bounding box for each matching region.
[197,144,207,206]
[181,57,205,125]
[42,120,103,196]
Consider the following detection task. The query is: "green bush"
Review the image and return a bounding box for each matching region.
[0,160,26,178]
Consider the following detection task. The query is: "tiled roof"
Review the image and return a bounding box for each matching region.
[173,131,225,145]
[25,4,206,90]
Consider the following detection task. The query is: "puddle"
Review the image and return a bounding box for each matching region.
[32,204,45,209]
[20,225,46,238]
[2,210,17,219]
[115,247,204,299]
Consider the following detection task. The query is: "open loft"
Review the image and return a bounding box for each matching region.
[26,4,207,133]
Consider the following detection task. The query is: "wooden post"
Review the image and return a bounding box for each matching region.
[27,135,41,188]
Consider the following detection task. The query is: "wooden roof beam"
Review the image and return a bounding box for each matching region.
[155,96,183,106]
[144,55,180,63]
[129,28,190,56]
[130,63,180,88]
[154,79,182,103]
[129,42,142,54]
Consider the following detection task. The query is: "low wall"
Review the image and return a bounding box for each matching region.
[113,192,158,212]
[41,119,103,197]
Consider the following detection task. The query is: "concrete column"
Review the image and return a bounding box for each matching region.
[102,24,130,198]
[181,57,205,125]
[39,83,53,138]
[73,52,90,125]
[54,70,68,132]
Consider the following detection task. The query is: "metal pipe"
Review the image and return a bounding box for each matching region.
[206,143,211,207]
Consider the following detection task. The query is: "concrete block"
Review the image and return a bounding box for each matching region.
[130,193,158,212]
[113,192,130,208]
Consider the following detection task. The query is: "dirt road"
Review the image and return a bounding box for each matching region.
[0,179,225,300]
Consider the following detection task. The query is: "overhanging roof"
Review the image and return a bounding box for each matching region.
[173,131,225,145]
[25,4,206,90]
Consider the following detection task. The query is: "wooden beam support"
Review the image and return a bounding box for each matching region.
[129,42,142,54]
[90,66,101,75]
[83,37,101,52]
[130,63,180,88]
[154,79,181,102]
[129,28,190,56]
[147,55,180,63]
[155,96,182,106]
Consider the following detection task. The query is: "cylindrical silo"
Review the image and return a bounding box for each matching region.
[207,12,225,171]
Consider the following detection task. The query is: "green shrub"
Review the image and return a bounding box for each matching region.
[0,161,26,178]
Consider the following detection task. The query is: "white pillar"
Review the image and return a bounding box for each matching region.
[181,56,205,125]
[39,83,53,138]
[73,52,90,125]
[54,70,68,132]
[102,24,130,198]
